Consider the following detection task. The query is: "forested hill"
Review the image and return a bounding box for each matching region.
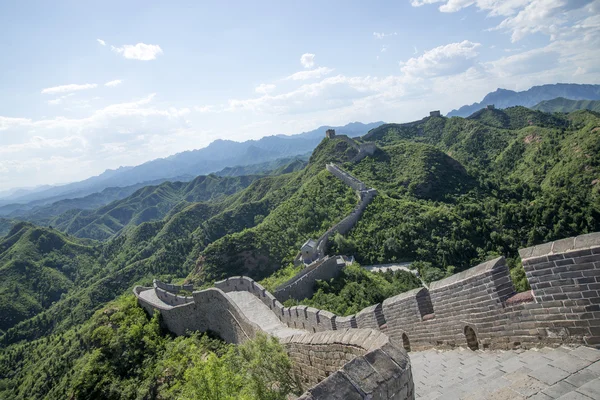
[1,107,599,398]
[532,97,600,113]
[40,174,261,241]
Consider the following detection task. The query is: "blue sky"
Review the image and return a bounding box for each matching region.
[0,0,598,190]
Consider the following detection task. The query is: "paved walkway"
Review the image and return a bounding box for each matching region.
[226,291,306,339]
[411,346,600,399]
[137,287,173,309]
[362,262,414,273]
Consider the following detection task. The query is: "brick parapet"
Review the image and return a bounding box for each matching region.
[282,329,414,399]
[135,286,260,343]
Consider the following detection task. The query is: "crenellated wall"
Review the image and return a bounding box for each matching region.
[135,285,261,343]
[282,329,413,399]
[153,279,194,293]
[212,232,600,350]
[135,231,600,400]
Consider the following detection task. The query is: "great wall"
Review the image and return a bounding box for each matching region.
[134,132,600,399]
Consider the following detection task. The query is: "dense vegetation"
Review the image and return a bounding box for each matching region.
[0,106,598,397]
[284,264,422,316]
[0,295,298,399]
[342,108,599,276]
[532,97,600,113]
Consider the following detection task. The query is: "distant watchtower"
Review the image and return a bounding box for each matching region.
[325,129,336,139]
[429,110,441,117]
[487,104,495,110]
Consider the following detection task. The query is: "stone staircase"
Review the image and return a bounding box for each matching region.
[411,346,600,399]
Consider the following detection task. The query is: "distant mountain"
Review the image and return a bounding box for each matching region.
[447,83,600,117]
[0,176,193,218]
[532,97,600,113]
[0,155,310,228]
[214,154,309,177]
[0,121,383,208]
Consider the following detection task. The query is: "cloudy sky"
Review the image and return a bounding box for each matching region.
[0,0,599,191]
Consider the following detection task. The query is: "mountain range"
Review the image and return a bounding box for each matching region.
[0,122,382,209]
[447,83,600,117]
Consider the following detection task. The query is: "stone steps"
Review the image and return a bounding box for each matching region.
[410,346,600,399]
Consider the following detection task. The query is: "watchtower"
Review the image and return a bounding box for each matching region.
[487,104,495,110]
[429,110,441,117]
[325,129,336,139]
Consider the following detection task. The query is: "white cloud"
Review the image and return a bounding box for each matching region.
[47,93,75,105]
[485,47,559,78]
[255,83,276,94]
[300,53,315,68]
[0,94,195,189]
[411,0,597,42]
[41,83,97,95]
[111,43,163,60]
[373,32,398,39]
[97,39,106,46]
[285,67,334,81]
[105,79,123,87]
[381,45,388,53]
[400,40,481,77]
[195,105,217,113]
[0,116,31,131]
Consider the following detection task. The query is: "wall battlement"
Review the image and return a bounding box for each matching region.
[283,329,413,398]
[135,231,600,399]
[191,232,600,350]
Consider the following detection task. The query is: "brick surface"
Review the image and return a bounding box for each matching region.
[411,346,600,400]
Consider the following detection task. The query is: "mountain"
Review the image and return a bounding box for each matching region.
[0,122,383,208]
[0,155,309,228]
[1,107,599,398]
[0,218,13,237]
[532,97,600,113]
[447,83,600,117]
[47,174,262,241]
[0,176,192,218]
[0,222,101,334]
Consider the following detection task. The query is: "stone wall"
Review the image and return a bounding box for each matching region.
[152,232,600,350]
[274,256,346,302]
[135,286,260,343]
[330,135,377,163]
[314,187,377,258]
[519,232,600,346]
[326,163,366,191]
[153,279,194,293]
[220,232,600,350]
[281,329,414,399]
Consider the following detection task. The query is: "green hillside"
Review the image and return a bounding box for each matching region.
[0,223,101,334]
[47,174,260,241]
[0,218,13,237]
[532,97,600,113]
[0,107,599,399]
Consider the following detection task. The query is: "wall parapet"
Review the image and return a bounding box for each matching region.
[134,285,261,343]
[281,329,413,399]
[274,256,347,302]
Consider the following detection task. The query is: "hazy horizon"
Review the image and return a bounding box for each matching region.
[1,0,599,190]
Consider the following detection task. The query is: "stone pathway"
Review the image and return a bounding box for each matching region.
[137,287,173,309]
[411,346,600,399]
[226,291,306,339]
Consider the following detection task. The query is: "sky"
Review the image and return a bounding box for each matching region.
[0,0,599,191]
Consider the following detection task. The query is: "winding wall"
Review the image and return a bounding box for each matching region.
[135,232,600,399]
[208,232,600,350]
